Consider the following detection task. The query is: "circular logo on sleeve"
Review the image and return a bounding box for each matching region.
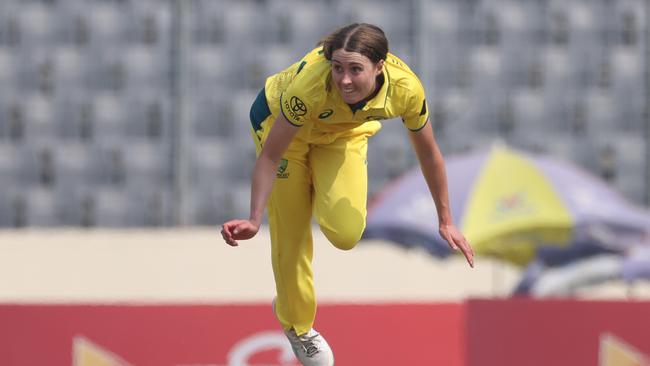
[289,96,307,116]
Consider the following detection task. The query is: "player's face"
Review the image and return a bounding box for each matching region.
[331,49,384,104]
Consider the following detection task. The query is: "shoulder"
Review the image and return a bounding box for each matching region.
[385,52,425,96]
[279,47,331,125]
[287,47,330,97]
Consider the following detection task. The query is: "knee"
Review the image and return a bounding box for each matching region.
[321,225,364,251]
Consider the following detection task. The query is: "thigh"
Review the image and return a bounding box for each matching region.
[310,134,369,249]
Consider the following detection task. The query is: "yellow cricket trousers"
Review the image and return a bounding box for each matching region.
[250,90,381,335]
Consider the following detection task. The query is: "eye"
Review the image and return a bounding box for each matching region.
[332,64,343,73]
[352,66,363,74]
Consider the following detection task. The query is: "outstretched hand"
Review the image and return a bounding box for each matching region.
[221,220,260,246]
[439,224,475,268]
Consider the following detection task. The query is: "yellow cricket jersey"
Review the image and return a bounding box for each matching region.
[264,47,429,134]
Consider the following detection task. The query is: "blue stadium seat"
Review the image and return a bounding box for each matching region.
[16,47,54,94]
[339,1,411,44]
[54,143,102,191]
[124,93,170,140]
[0,143,18,188]
[93,93,127,142]
[266,0,331,48]
[123,186,172,226]
[498,2,544,88]
[23,187,58,227]
[613,0,644,46]
[600,133,645,202]
[219,1,263,45]
[259,44,295,79]
[190,94,235,138]
[122,141,170,189]
[511,89,545,136]
[187,45,228,91]
[583,89,616,135]
[188,178,249,225]
[56,95,94,141]
[18,2,57,47]
[23,95,56,143]
[425,1,462,87]
[123,45,168,93]
[0,189,14,227]
[0,48,17,88]
[86,2,127,45]
[611,46,642,95]
[129,1,171,48]
[436,89,473,135]
[190,138,230,184]
[188,0,225,45]
[611,46,644,132]
[53,46,89,95]
[16,143,56,187]
[469,46,502,94]
[188,181,228,225]
[541,45,571,90]
[56,0,92,46]
[228,180,252,220]
[91,187,129,227]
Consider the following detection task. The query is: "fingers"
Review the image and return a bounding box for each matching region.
[460,242,474,268]
[443,230,474,268]
[455,238,475,268]
[443,232,459,251]
[221,223,238,247]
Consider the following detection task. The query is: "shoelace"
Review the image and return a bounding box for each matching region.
[288,330,321,358]
[298,333,321,357]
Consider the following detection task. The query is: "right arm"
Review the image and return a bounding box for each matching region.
[221,114,299,246]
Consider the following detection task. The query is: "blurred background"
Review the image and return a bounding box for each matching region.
[0,0,647,227]
[0,0,649,365]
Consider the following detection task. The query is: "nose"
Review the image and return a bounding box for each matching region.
[340,72,352,85]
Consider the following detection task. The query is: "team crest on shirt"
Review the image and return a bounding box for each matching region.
[277,158,289,179]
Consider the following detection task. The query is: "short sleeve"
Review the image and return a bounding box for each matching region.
[280,83,312,127]
[401,82,429,131]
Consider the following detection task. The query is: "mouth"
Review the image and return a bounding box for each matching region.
[339,85,358,101]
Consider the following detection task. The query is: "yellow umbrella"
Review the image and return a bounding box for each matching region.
[462,145,574,265]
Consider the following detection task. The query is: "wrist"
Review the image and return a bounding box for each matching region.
[438,214,453,227]
[249,216,262,228]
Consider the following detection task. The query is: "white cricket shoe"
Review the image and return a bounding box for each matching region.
[283,327,334,366]
[273,298,335,366]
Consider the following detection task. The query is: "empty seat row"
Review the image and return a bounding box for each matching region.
[0,92,171,142]
[0,179,255,227]
[0,0,171,47]
[0,45,170,95]
[0,186,172,227]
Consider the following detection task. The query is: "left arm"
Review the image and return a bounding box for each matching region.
[408,120,474,268]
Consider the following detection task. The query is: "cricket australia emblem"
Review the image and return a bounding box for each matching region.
[277,158,289,179]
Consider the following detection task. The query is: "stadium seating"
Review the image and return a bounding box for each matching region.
[0,0,646,227]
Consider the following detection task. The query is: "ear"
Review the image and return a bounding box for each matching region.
[375,59,384,75]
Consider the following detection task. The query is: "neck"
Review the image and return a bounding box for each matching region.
[360,73,384,104]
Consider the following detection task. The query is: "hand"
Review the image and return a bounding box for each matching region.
[221,219,260,247]
[439,224,475,268]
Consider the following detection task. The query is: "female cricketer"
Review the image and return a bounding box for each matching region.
[221,23,475,366]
